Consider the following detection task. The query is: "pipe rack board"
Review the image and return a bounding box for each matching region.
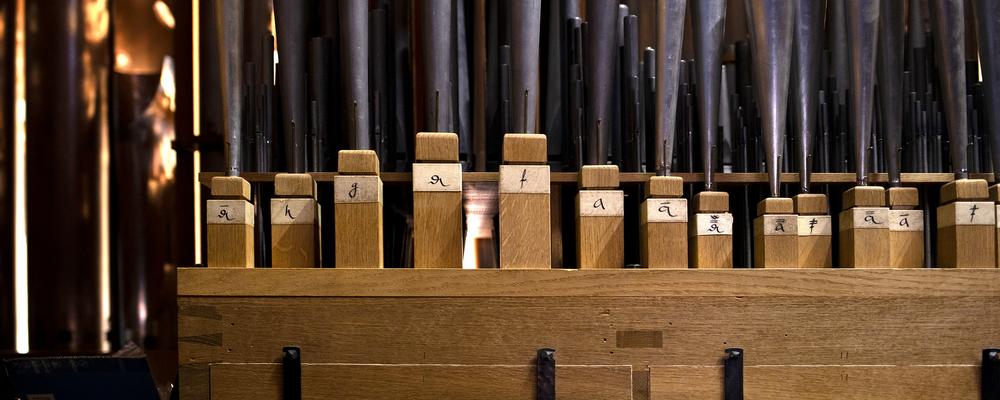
[178,268,1000,399]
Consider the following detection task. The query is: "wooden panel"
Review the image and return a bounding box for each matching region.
[413,191,463,268]
[641,222,687,268]
[209,363,633,400]
[577,215,624,268]
[207,224,253,268]
[334,202,383,268]
[650,365,979,399]
[177,269,1000,298]
[178,294,1000,367]
[271,224,319,268]
[938,225,996,268]
[798,235,833,268]
[691,235,733,268]
[500,193,552,269]
[839,227,890,268]
[179,364,210,400]
[889,231,923,268]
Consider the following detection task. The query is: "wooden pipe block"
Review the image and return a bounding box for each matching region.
[886,187,924,268]
[640,176,687,268]
[794,193,832,268]
[937,179,994,268]
[499,134,551,269]
[577,165,624,268]
[207,176,254,268]
[992,184,1000,268]
[753,198,798,268]
[838,186,889,268]
[334,150,383,268]
[689,191,733,268]
[413,132,464,268]
[271,173,320,268]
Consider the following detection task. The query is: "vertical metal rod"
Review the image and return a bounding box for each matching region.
[216,0,244,176]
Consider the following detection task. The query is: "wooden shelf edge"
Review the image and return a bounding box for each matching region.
[177,268,1000,298]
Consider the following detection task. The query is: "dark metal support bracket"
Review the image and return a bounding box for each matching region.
[985,348,1000,400]
[283,346,301,400]
[724,348,744,400]
[536,348,555,400]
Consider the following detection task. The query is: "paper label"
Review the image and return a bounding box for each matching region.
[499,165,550,194]
[849,207,890,229]
[889,210,924,232]
[271,198,316,224]
[412,163,462,192]
[951,201,995,226]
[797,215,832,236]
[334,176,381,203]
[207,200,253,225]
[578,190,624,217]
[645,199,688,223]
[694,213,734,236]
[760,215,798,235]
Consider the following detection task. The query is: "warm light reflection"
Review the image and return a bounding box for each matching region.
[192,0,201,264]
[14,0,27,354]
[153,0,175,29]
[147,57,176,196]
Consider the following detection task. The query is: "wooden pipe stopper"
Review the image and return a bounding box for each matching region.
[838,186,889,268]
[334,150,384,268]
[886,187,923,268]
[992,184,1000,269]
[640,176,687,268]
[413,132,463,268]
[207,176,254,268]
[271,173,321,268]
[753,197,797,268]
[937,179,994,268]
[689,191,733,268]
[499,134,551,269]
[576,165,624,269]
[794,193,832,268]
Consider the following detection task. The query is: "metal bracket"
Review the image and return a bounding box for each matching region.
[536,348,555,400]
[283,346,301,400]
[985,348,1000,400]
[724,348,743,400]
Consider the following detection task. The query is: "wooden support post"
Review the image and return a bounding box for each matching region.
[334,150,384,268]
[576,165,624,269]
[992,184,1000,269]
[793,194,832,268]
[838,186,889,268]
[753,198,798,268]
[640,176,687,268]
[499,134,551,269]
[886,187,923,268]
[412,132,464,268]
[271,173,321,268]
[207,176,254,268]
[690,191,733,268]
[937,179,995,268]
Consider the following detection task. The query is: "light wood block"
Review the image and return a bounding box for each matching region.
[842,186,885,208]
[334,151,383,268]
[271,198,320,268]
[838,205,890,268]
[940,178,988,203]
[937,200,996,268]
[206,176,254,268]
[273,173,316,198]
[413,132,463,268]
[641,176,687,269]
[794,194,832,268]
[691,191,733,268]
[577,187,625,268]
[692,191,729,213]
[415,132,460,162]
[499,134,551,269]
[754,198,797,268]
[887,187,923,268]
[579,165,620,189]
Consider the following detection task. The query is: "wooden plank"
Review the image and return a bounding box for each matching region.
[177,268,1000,297]
[500,193,552,269]
[179,364,210,400]
[650,365,979,399]
[209,363,633,400]
[178,295,1000,367]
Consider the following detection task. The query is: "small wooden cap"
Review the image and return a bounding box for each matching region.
[693,191,729,213]
[990,184,1000,203]
[756,197,794,216]
[579,165,619,189]
[793,193,828,215]
[645,176,684,198]
[842,186,885,208]
[415,132,459,162]
[211,176,251,201]
[338,150,380,175]
[274,173,316,198]
[886,187,919,208]
[502,133,547,164]
[940,179,988,203]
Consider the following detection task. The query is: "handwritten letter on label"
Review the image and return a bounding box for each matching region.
[413,163,462,192]
[207,199,253,225]
[848,207,890,229]
[761,215,798,235]
[578,190,625,217]
[951,201,995,226]
[796,215,832,236]
[888,210,924,232]
[499,165,550,194]
[334,176,381,203]
[695,213,734,236]
[645,199,688,223]
[270,198,316,224]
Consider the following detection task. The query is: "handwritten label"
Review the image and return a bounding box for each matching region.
[334,176,381,203]
[760,215,798,235]
[694,213,734,236]
[997,205,1000,228]
[888,210,924,232]
[499,165,550,194]
[413,163,462,192]
[847,207,889,229]
[207,199,253,225]
[950,201,995,226]
[645,199,688,223]
[270,198,316,224]
[797,215,832,236]
[578,190,624,217]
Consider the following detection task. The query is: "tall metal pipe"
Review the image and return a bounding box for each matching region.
[845,0,880,185]
[274,0,307,172]
[746,0,795,197]
[974,0,1000,180]
[511,0,541,133]
[877,0,904,186]
[585,0,617,164]
[654,0,687,175]
[791,0,825,192]
[341,0,371,150]
[215,0,244,176]
[414,0,456,133]
[827,0,848,105]
[691,0,727,190]
[931,0,969,179]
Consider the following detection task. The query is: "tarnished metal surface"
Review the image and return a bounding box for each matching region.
[791,0,824,192]
[691,0,726,189]
[511,0,541,133]
[845,0,879,185]
[654,0,687,175]
[215,0,243,176]
[930,0,969,179]
[877,0,903,186]
[974,0,1000,180]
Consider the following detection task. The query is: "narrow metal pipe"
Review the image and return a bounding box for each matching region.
[791,0,824,192]
[216,0,244,176]
[340,0,371,150]
[692,0,727,190]
[877,0,904,186]
[274,0,307,172]
[974,0,1000,180]
[654,0,688,175]
[931,0,969,180]
[845,0,880,185]
[415,0,456,133]
[585,0,618,164]
[511,0,542,133]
